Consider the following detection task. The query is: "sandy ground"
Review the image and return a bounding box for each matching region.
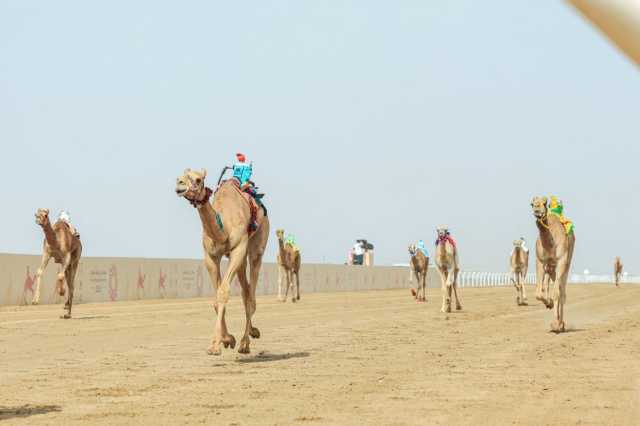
[1,284,639,425]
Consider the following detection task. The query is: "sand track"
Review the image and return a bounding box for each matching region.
[1,284,639,425]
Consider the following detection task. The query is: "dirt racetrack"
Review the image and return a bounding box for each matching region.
[1,284,639,425]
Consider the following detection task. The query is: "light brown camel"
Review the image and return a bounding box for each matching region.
[614,257,623,287]
[408,244,429,302]
[176,169,269,355]
[33,208,82,319]
[531,196,575,333]
[275,229,301,303]
[510,239,529,306]
[434,227,462,313]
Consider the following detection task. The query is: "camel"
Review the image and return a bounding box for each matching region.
[408,244,429,302]
[614,257,623,287]
[434,227,462,313]
[531,196,575,333]
[176,168,269,355]
[275,229,301,303]
[33,208,82,319]
[510,240,529,306]
[22,266,35,305]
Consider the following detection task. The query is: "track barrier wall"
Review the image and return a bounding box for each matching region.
[1,253,636,307]
[0,254,415,307]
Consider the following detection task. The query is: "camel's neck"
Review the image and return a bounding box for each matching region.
[536,216,555,251]
[278,237,286,256]
[197,201,227,244]
[40,220,60,252]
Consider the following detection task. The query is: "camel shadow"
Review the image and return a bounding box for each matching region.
[0,404,61,420]
[73,315,111,320]
[236,351,310,364]
[549,328,586,335]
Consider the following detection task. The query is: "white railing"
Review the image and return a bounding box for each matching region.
[451,271,640,287]
[455,271,536,288]
[406,264,640,288]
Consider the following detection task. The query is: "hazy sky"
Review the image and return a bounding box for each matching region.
[1,1,638,273]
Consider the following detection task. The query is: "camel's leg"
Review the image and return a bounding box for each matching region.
[246,241,266,345]
[204,255,234,355]
[295,269,301,301]
[32,252,51,305]
[535,259,553,308]
[277,264,285,302]
[512,272,520,305]
[288,269,296,303]
[437,266,450,313]
[452,267,462,310]
[551,258,569,333]
[56,253,72,298]
[282,267,291,302]
[545,267,555,310]
[62,261,78,319]
[421,270,427,301]
[211,244,246,355]
[236,259,254,354]
[520,272,528,304]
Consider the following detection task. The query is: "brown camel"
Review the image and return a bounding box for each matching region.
[531,196,575,333]
[510,240,529,306]
[275,229,301,303]
[408,244,429,302]
[33,208,82,319]
[176,169,269,355]
[614,257,623,287]
[434,227,462,313]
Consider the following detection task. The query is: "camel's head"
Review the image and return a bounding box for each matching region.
[175,168,207,200]
[513,239,523,248]
[34,208,50,226]
[436,227,449,239]
[275,229,285,240]
[408,244,417,256]
[530,196,548,219]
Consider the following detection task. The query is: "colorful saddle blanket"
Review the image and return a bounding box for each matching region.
[218,179,267,235]
[549,211,574,235]
[435,235,456,247]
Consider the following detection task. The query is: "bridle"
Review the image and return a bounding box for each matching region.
[536,209,551,230]
[183,174,213,208]
[186,186,212,208]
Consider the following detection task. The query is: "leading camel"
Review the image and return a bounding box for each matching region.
[176,169,269,355]
[531,196,575,333]
[614,257,623,287]
[33,208,82,319]
[510,240,529,306]
[434,227,462,313]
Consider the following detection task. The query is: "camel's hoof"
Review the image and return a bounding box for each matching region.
[456,304,462,311]
[250,327,261,339]
[223,335,236,349]
[31,301,39,306]
[238,345,250,354]
[411,289,417,298]
[546,300,554,310]
[60,314,71,319]
[207,346,222,356]
[291,298,297,304]
[297,296,300,301]
[550,321,565,333]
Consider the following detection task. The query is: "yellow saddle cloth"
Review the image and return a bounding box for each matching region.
[549,212,574,235]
